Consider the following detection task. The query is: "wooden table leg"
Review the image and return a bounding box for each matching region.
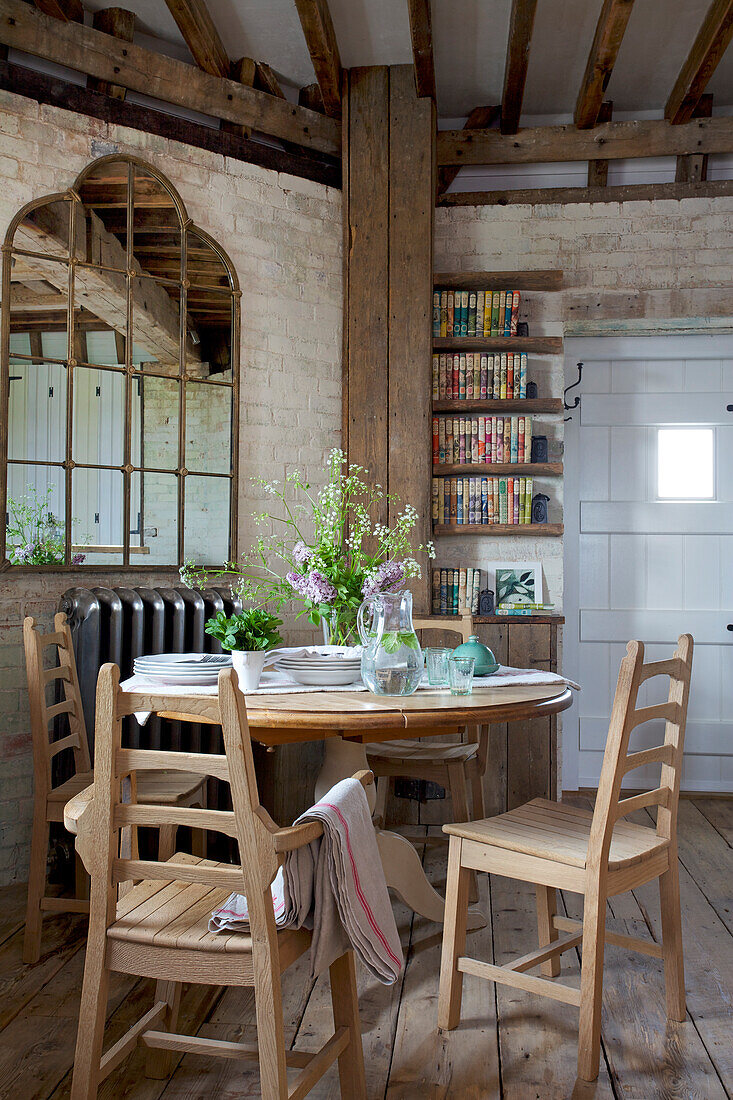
[315,736,486,929]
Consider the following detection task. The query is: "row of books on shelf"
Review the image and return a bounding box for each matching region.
[430,568,556,616]
[433,475,535,526]
[432,351,528,402]
[433,414,534,466]
[432,289,521,339]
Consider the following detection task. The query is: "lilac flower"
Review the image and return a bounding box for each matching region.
[292,541,313,566]
[14,543,35,563]
[71,552,86,565]
[286,570,307,596]
[362,560,406,598]
[286,568,336,605]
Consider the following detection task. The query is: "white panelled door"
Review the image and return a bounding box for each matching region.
[564,335,733,793]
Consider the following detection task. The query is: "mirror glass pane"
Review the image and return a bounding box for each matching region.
[83,329,126,368]
[75,162,129,270]
[131,470,178,565]
[8,360,67,463]
[6,464,65,565]
[131,374,180,471]
[72,366,125,467]
[184,475,230,564]
[8,261,69,364]
[130,274,182,377]
[132,166,182,281]
[186,228,232,293]
[185,381,232,474]
[15,200,72,260]
[71,466,124,563]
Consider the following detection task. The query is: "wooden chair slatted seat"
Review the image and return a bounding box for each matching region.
[437,634,693,1083]
[22,614,208,964]
[67,664,367,1100]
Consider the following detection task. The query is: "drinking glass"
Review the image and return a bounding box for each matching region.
[426,647,452,686]
[448,655,475,695]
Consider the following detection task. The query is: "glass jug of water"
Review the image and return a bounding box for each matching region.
[357,589,423,696]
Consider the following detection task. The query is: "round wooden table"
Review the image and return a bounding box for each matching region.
[150,681,574,927]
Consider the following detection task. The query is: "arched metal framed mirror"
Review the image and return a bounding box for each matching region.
[0,155,240,569]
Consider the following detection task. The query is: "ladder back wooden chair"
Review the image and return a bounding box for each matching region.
[438,634,693,1082]
[67,664,367,1100]
[23,614,207,964]
[367,611,488,831]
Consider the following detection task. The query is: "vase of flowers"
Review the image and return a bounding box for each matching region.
[181,449,434,647]
[6,486,86,566]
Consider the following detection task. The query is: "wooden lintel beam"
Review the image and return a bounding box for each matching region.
[500,0,537,135]
[163,0,229,77]
[89,9,135,99]
[587,100,613,185]
[437,178,733,207]
[665,0,733,123]
[299,81,324,113]
[437,114,733,165]
[32,0,83,22]
[574,0,635,129]
[294,0,342,117]
[0,0,340,156]
[437,105,499,195]
[407,0,436,101]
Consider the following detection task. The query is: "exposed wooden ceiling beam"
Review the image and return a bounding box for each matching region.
[574,0,635,129]
[254,61,285,98]
[406,0,436,101]
[32,0,83,22]
[89,9,136,99]
[437,178,733,207]
[437,105,499,195]
[587,100,613,185]
[293,0,342,117]
[437,114,733,165]
[0,0,340,155]
[163,0,229,77]
[500,0,537,134]
[665,0,733,123]
[676,93,713,180]
[299,82,325,113]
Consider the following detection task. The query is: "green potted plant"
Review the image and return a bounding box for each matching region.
[204,608,283,691]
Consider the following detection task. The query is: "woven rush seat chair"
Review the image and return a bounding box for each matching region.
[438,634,693,1082]
[66,664,367,1100]
[22,614,207,965]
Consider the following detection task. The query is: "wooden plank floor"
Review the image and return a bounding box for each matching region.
[0,797,732,1099]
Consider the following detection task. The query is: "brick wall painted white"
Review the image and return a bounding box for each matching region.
[0,90,342,883]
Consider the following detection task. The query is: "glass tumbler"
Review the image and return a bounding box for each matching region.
[448,655,475,695]
[426,647,452,686]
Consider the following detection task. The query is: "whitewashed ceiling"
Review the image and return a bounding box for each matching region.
[80,0,733,118]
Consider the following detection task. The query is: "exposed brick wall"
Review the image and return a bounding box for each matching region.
[0,90,342,883]
[434,195,733,610]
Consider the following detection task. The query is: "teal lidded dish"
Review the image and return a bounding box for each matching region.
[452,634,499,676]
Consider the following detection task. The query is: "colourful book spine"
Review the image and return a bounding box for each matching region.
[493,477,500,523]
[514,479,520,524]
[465,353,474,399]
[459,353,466,400]
[432,478,439,522]
[445,418,452,464]
[525,416,532,463]
[443,478,450,523]
[478,417,486,462]
[511,291,520,335]
[456,478,463,524]
[432,568,440,614]
[498,291,506,337]
[446,291,454,337]
[491,291,501,336]
[481,478,489,523]
[462,478,469,525]
[432,416,439,464]
[504,417,511,464]
[507,477,514,524]
[524,476,533,523]
[468,479,475,524]
[518,416,525,463]
[467,291,476,337]
[519,476,526,523]
[483,293,492,337]
[432,354,439,400]
[499,478,507,523]
[476,291,485,336]
[500,353,508,399]
[504,290,512,336]
[439,353,447,399]
[460,290,469,337]
[440,290,448,338]
[509,417,516,463]
[473,354,480,398]
[480,353,488,399]
[472,570,481,612]
[452,570,459,613]
[520,353,527,398]
[440,569,448,613]
[471,417,479,463]
[507,352,514,397]
[432,291,441,337]
[438,417,446,464]
[459,568,467,611]
[493,354,501,398]
[453,417,460,463]
[495,416,503,463]
[458,417,465,464]
[452,354,459,400]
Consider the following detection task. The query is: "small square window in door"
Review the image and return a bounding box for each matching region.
[657,427,714,500]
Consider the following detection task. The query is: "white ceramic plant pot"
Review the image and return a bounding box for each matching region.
[231,649,268,692]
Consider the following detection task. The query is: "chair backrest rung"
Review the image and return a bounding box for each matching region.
[114,803,238,838]
[44,665,72,685]
[50,732,82,759]
[638,657,683,683]
[629,701,681,729]
[613,786,669,821]
[117,747,230,783]
[113,857,244,890]
[46,699,77,723]
[622,744,676,775]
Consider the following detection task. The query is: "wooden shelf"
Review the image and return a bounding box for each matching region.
[474,614,565,625]
[433,398,563,414]
[434,462,562,476]
[433,523,564,537]
[434,270,563,292]
[433,336,563,353]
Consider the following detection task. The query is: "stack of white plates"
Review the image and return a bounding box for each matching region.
[276,648,362,687]
[133,652,232,686]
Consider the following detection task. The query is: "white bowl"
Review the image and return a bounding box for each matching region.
[285,666,362,686]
